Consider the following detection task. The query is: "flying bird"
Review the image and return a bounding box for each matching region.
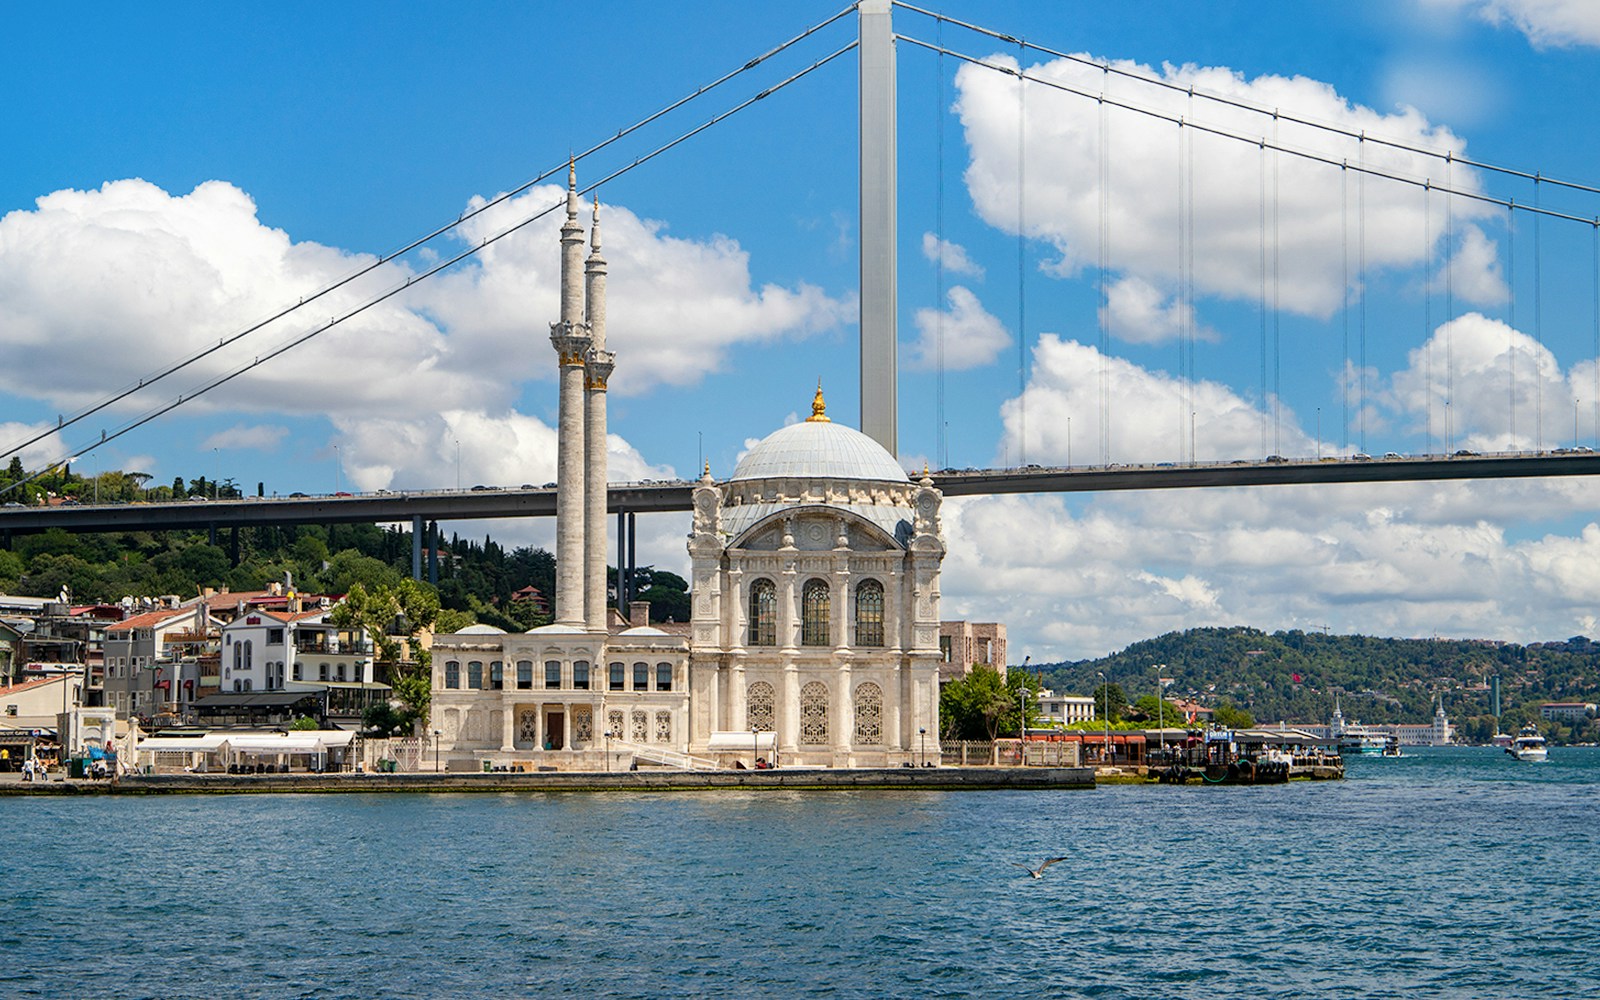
[1010,856,1070,879]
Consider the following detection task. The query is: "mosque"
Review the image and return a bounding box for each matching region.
[428,170,947,769]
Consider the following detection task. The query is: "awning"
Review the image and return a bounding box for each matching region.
[706,731,776,752]
[136,734,228,754]
[218,731,357,754]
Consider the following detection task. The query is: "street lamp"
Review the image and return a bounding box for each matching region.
[334,444,341,495]
[604,728,613,772]
[432,729,441,773]
[1017,654,1032,767]
[454,438,461,490]
[1098,669,1110,764]
[752,725,760,769]
[1155,666,1169,760]
[919,726,927,768]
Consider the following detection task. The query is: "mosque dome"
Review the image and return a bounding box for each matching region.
[730,386,908,484]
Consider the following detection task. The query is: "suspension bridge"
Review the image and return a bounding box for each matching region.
[6,1,1600,558]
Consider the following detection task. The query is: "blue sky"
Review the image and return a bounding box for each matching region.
[7,1,1600,665]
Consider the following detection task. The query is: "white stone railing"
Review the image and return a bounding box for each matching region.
[608,739,722,771]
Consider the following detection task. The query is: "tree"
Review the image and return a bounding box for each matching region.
[1007,668,1042,735]
[1213,701,1255,729]
[940,665,1015,741]
[1093,682,1128,722]
[289,715,320,731]
[329,579,440,732]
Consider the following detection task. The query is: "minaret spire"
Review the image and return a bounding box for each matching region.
[551,159,591,627]
[583,193,615,632]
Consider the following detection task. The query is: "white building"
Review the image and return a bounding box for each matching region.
[1037,689,1096,726]
[219,607,373,693]
[430,170,945,769]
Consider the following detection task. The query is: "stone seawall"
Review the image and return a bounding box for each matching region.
[3,766,1097,796]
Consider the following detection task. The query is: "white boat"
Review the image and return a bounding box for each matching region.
[1331,699,1386,754]
[1506,725,1548,762]
[1381,735,1402,758]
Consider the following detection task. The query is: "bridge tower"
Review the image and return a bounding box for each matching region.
[859,0,897,458]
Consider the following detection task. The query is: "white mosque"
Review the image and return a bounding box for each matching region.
[428,169,946,769]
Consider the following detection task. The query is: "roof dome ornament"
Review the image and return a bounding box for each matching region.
[807,381,830,423]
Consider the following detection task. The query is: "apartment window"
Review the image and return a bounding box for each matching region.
[656,662,672,692]
[336,664,347,682]
[468,661,484,690]
[516,660,533,690]
[319,664,329,682]
[292,664,302,681]
[748,578,777,646]
[445,661,461,689]
[490,661,504,690]
[573,661,590,690]
[268,628,284,644]
[545,660,562,690]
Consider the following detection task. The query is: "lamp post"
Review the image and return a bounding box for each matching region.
[432,729,441,773]
[454,439,461,490]
[333,444,341,495]
[752,725,760,768]
[604,729,613,772]
[1098,669,1110,764]
[1155,665,1169,760]
[919,726,927,768]
[1017,654,1031,767]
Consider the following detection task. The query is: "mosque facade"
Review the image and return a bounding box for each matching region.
[428,170,944,769]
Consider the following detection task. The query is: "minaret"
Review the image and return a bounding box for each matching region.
[550,161,591,627]
[583,195,615,632]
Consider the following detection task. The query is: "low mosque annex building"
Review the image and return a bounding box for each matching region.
[429,169,947,771]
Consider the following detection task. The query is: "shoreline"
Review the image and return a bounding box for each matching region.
[0,765,1098,795]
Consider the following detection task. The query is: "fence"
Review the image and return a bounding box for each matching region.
[939,739,1081,767]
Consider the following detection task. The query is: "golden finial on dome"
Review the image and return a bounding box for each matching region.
[806,380,830,423]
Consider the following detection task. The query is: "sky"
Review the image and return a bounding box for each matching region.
[7,0,1600,665]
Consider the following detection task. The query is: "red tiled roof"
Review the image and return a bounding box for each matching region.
[105,608,192,632]
[0,677,60,697]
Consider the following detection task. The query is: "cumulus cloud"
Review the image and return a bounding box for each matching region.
[1426,0,1600,47]
[201,424,289,451]
[0,179,851,417]
[908,286,1011,371]
[1099,275,1217,346]
[999,333,1309,467]
[0,422,66,471]
[921,232,985,278]
[955,53,1488,319]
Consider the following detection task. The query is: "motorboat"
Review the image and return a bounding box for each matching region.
[1506,725,1548,762]
[1381,735,1402,758]
[1330,698,1386,754]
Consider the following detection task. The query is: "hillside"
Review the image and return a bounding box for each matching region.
[1035,626,1600,743]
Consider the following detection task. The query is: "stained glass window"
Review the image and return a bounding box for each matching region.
[854,579,885,647]
[802,579,830,647]
[749,579,777,646]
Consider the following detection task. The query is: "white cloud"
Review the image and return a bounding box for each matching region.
[955,53,1487,319]
[1425,0,1600,48]
[201,424,289,451]
[1000,333,1308,467]
[1432,224,1508,307]
[1099,275,1217,346]
[908,286,1011,371]
[0,179,852,421]
[920,232,985,278]
[0,422,68,470]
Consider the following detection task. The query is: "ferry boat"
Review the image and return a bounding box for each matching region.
[1381,735,1403,758]
[1506,725,1548,762]
[1330,699,1386,755]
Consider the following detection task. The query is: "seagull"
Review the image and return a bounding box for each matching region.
[1011,856,1070,879]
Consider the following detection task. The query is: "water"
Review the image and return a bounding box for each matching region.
[4,747,1597,998]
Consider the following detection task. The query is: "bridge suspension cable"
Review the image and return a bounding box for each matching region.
[896,34,1600,230]
[893,1,1600,198]
[0,40,858,497]
[0,4,858,468]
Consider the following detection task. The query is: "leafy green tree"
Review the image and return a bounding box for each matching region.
[940,665,1015,741]
[435,608,477,634]
[1092,682,1128,722]
[330,579,440,732]
[289,715,320,731]
[1213,701,1255,728]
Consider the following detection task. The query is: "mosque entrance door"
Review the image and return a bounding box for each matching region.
[545,710,565,750]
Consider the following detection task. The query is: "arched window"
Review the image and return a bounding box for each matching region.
[633,662,648,691]
[516,661,533,690]
[854,579,885,647]
[573,661,590,690]
[747,681,775,732]
[656,662,672,691]
[854,682,883,744]
[748,579,777,646]
[490,661,503,690]
[609,662,625,691]
[545,660,561,689]
[800,681,829,744]
[467,661,484,689]
[802,579,830,647]
[445,660,461,689]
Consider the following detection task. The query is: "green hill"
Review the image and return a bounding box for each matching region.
[1034,626,1600,744]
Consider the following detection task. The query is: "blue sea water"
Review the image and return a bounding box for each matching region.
[3,747,1598,999]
